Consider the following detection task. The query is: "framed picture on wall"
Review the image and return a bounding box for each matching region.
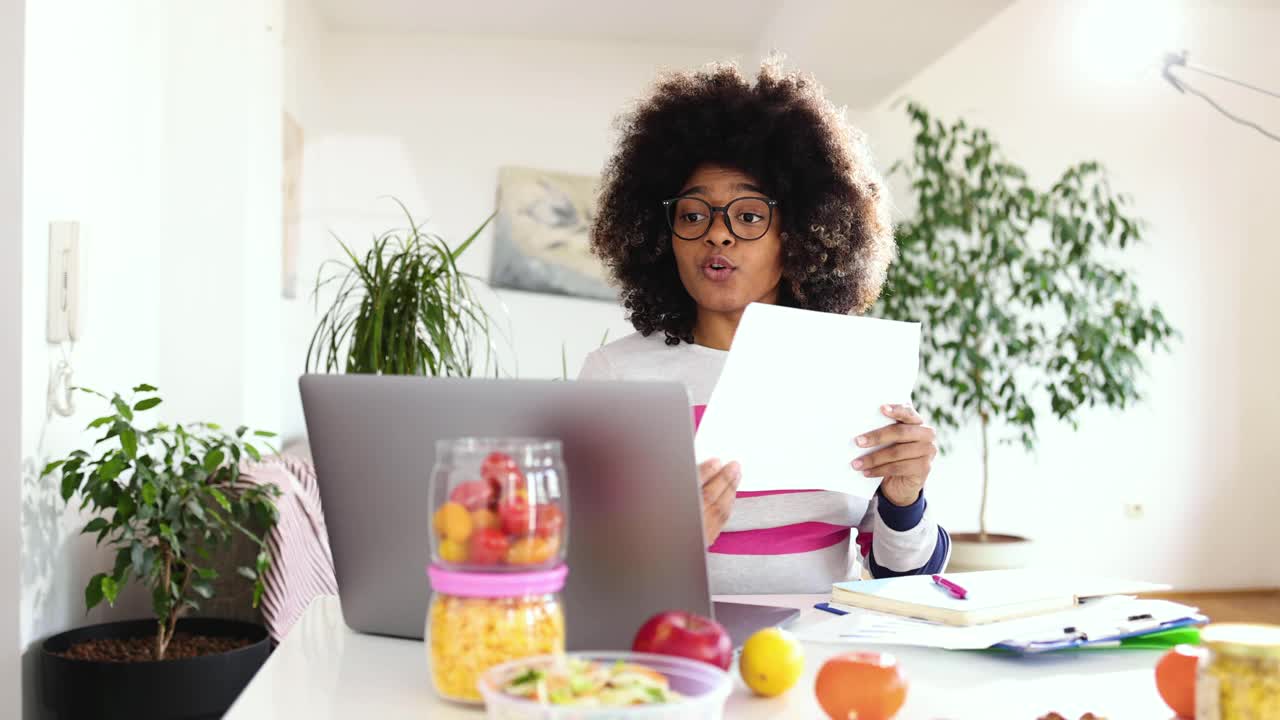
[489,166,616,302]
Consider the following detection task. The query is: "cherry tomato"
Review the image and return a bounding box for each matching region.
[534,504,565,538]
[432,502,472,543]
[438,539,467,563]
[448,479,494,511]
[505,536,557,565]
[481,453,523,499]
[499,497,535,537]
[467,528,509,565]
[471,509,500,531]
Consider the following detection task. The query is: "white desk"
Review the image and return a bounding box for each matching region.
[225,595,1174,719]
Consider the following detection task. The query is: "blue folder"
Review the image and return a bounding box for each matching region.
[990,613,1209,655]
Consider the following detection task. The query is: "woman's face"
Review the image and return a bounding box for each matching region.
[669,164,784,317]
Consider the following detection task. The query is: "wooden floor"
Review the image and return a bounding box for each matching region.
[1140,589,1280,625]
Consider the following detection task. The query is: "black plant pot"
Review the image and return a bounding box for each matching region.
[41,617,270,720]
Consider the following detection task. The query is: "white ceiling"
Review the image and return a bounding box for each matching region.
[309,0,1013,109]
[311,0,780,48]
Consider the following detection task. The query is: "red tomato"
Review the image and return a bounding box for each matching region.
[1155,645,1201,718]
[815,652,908,720]
[498,497,535,537]
[481,453,522,497]
[448,479,494,511]
[467,528,509,565]
[534,504,565,538]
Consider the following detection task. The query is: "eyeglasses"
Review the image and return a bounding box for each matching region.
[661,196,778,242]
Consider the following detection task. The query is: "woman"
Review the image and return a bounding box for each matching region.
[580,59,948,594]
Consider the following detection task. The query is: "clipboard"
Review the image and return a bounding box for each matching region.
[991,613,1209,655]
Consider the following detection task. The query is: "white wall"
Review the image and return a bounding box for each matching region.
[848,0,1280,589]
[20,2,282,716]
[2,0,25,714]
[279,25,751,439]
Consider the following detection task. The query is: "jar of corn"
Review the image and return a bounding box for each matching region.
[426,564,567,704]
[1197,623,1280,720]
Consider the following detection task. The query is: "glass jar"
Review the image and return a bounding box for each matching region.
[1197,623,1280,720]
[430,437,568,572]
[426,564,568,704]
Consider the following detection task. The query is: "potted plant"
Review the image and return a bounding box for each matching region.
[306,201,504,376]
[873,103,1176,570]
[39,384,281,720]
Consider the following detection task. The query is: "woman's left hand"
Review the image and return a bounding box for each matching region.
[851,404,938,507]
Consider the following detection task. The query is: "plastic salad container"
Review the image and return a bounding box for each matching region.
[478,651,732,720]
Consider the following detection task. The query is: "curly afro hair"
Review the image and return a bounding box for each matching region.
[591,58,895,345]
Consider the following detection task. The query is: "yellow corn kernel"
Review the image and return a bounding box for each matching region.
[427,593,565,703]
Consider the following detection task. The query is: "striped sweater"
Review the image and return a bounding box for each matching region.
[580,331,949,594]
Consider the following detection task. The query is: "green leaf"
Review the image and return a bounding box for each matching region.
[61,472,81,501]
[253,430,277,438]
[192,580,214,600]
[111,395,134,421]
[197,567,218,580]
[244,443,261,462]
[141,482,157,506]
[85,573,107,611]
[113,548,132,582]
[101,576,120,605]
[86,415,115,430]
[132,383,158,393]
[42,460,65,477]
[207,487,231,512]
[235,426,248,438]
[81,517,109,535]
[236,566,257,581]
[119,428,138,460]
[203,449,225,474]
[134,397,162,411]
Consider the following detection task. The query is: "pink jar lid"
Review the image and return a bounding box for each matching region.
[427,564,568,598]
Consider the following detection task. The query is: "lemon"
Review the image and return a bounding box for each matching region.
[739,627,805,697]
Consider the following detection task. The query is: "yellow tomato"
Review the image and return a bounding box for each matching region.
[471,509,501,531]
[505,536,556,565]
[739,627,805,697]
[438,538,468,563]
[433,502,472,543]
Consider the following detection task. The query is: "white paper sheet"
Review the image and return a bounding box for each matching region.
[694,303,921,495]
[794,597,1201,650]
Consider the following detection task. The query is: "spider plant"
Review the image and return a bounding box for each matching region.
[307,201,503,377]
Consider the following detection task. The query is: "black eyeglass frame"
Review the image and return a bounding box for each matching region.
[660,196,779,241]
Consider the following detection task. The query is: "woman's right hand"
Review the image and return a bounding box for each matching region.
[699,459,741,546]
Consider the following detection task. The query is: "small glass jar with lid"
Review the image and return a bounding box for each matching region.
[426,564,567,704]
[1196,623,1280,719]
[430,437,568,572]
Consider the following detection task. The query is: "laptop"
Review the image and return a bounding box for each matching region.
[298,374,798,650]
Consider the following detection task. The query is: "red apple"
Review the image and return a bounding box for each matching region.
[632,611,733,670]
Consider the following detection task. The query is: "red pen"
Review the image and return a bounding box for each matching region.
[932,574,968,600]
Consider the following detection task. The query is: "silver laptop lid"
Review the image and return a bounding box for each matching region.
[299,374,713,650]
